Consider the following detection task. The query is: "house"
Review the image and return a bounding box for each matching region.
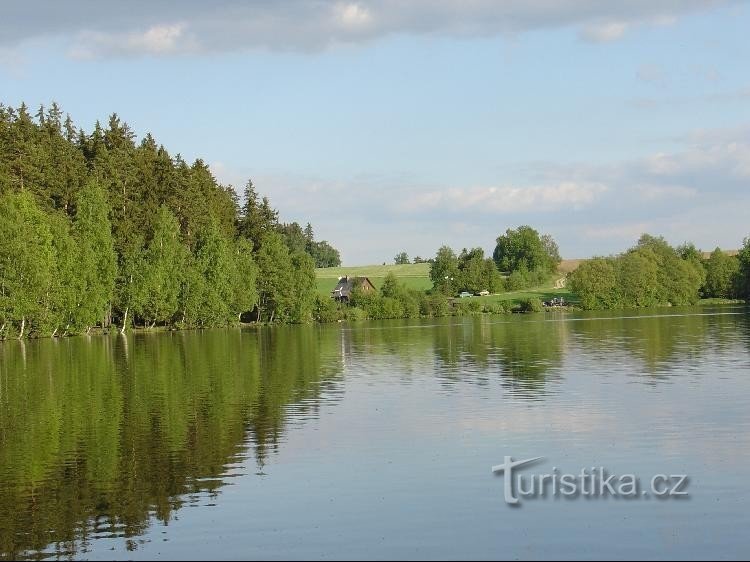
[331,276,376,302]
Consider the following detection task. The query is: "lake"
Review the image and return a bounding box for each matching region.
[1,306,749,560]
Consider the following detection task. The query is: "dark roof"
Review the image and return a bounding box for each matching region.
[331,276,373,298]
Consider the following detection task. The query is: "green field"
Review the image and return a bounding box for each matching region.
[473,287,575,305]
[315,263,433,295]
[315,262,574,305]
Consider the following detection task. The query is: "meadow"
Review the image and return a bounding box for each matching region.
[315,261,576,305]
[315,263,433,295]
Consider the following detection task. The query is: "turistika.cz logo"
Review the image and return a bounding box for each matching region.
[491,456,689,506]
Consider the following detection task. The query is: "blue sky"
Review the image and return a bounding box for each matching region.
[1,1,748,264]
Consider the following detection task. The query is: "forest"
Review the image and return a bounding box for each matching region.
[569,235,750,310]
[0,103,341,338]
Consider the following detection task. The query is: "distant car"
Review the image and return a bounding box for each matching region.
[477,290,490,296]
[458,291,473,298]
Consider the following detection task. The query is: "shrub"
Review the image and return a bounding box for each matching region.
[313,295,341,323]
[519,298,544,313]
[343,306,367,322]
[483,301,511,315]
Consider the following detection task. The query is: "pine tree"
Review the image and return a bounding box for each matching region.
[238,180,279,251]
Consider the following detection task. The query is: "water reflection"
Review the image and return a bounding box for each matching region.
[0,328,343,560]
[0,307,748,559]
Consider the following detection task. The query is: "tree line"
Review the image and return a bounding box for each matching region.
[309,226,563,323]
[428,225,562,296]
[569,235,750,310]
[0,102,341,339]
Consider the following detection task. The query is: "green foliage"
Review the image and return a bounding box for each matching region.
[0,192,55,337]
[505,266,549,292]
[569,234,708,310]
[231,239,259,320]
[342,306,367,322]
[380,272,400,298]
[456,248,500,294]
[313,294,342,323]
[483,301,512,315]
[284,252,317,323]
[493,226,561,274]
[71,180,116,331]
[703,248,740,299]
[0,103,328,336]
[738,238,750,299]
[519,298,544,313]
[569,257,619,310]
[429,245,459,295]
[256,232,294,323]
[45,212,80,333]
[237,180,278,252]
[190,220,235,326]
[420,293,451,317]
[139,206,185,326]
[394,251,410,265]
[307,240,341,268]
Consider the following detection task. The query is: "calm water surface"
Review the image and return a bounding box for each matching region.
[1,306,749,560]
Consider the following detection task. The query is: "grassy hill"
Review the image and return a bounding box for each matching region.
[315,261,578,304]
[315,263,432,295]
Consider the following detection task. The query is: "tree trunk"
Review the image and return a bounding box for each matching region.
[121,307,129,334]
[18,317,25,340]
[269,309,275,323]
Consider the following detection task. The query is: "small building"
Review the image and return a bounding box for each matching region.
[331,276,376,302]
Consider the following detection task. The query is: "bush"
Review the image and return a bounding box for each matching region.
[505,270,528,291]
[504,267,549,292]
[420,293,451,317]
[519,298,544,313]
[703,248,741,299]
[342,306,367,322]
[455,299,482,315]
[483,301,511,315]
[313,295,341,323]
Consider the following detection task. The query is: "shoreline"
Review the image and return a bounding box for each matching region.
[1,298,744,341]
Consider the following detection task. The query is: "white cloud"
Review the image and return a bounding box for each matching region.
[167,124,750,264]
[579,21,629,43]
[634,184,698,201]
[335,2,373,29]
[644,140,750,180]
[399,182,608,214]
[0,0,733,57]
[70,23,193,59]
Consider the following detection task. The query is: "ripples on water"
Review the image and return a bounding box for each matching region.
[0,306,749,560]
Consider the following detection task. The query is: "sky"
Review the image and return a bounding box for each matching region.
[1,1,749,265]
